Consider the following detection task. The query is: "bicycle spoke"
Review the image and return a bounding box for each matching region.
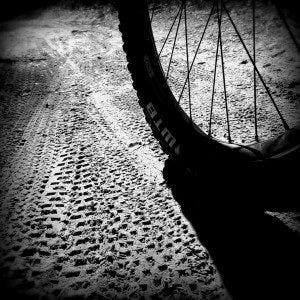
[253,0,258,141]
[221,0,289,130]
[166,1,184,79]
[148,0,297,147]
[208,15,221,137]
[218,0,231,143]
[158,5,182,57]
[183,0,192,120]
[178,0,216,103]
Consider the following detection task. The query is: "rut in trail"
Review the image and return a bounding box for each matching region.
[0,6,229,300]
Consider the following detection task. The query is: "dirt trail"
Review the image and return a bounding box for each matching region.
[152,1,300,144]
[0,6,229,299]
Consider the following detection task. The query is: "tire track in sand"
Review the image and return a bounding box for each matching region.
[0,13,229,300]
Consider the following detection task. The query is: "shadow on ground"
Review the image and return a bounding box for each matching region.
[163,156,300,300]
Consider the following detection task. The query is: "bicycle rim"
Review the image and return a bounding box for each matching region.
[118,0,300,172]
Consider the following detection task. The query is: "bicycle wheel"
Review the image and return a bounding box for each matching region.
[117,0,300,175]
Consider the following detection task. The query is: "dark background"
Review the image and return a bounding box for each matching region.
[0,0,298,21]
[0,0,112,21]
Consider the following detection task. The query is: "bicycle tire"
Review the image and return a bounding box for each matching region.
[117,0,300,176]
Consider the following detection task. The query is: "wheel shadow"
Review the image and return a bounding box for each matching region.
[163,157,300,300]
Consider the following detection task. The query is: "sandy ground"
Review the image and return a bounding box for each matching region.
[0,5,229,300]
[0,2,299,300]
[151,0,300,144]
